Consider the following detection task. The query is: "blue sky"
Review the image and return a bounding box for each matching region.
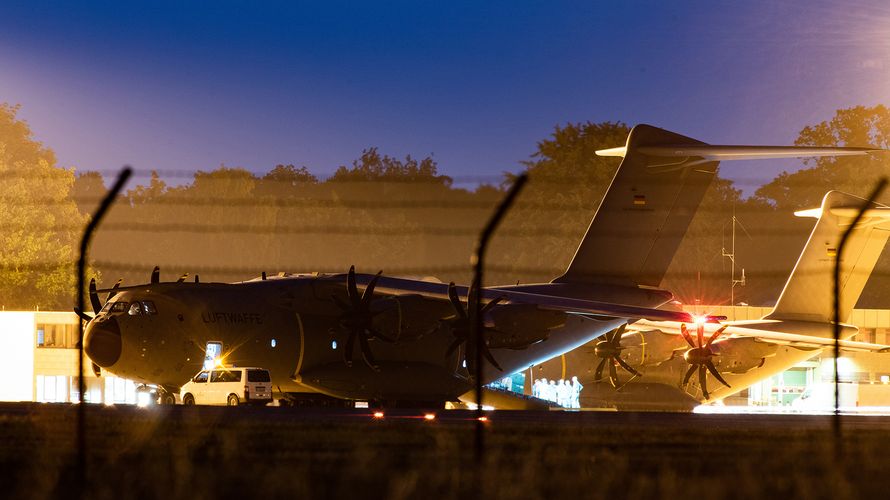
[2,1,889,190]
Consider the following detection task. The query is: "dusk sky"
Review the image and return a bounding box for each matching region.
[2,1,890,190]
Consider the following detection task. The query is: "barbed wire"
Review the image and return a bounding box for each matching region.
[5,260,890,280]
[0,221,824,237]
[14,196,594,210]
[5,167,883,188]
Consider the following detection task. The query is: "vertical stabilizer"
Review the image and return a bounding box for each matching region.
[765,191,890,324]
[554,124,719,287]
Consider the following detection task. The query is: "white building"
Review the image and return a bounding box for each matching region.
[0,311,138,404]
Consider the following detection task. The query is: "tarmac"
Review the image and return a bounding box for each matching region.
[2,402,888,499]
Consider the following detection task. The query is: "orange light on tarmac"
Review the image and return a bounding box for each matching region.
[373,411,384,419]
[423,413,436,421]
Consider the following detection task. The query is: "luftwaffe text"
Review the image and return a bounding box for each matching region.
[201,312,264,325]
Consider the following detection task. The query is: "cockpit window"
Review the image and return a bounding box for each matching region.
[142,301,157,315]
[128,303,143,316]
[110,302,128,313]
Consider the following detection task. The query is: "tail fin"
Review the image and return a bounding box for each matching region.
[555,124,883,289]
[765,191,890,323]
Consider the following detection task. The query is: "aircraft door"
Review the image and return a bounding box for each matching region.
[204,341,222,370]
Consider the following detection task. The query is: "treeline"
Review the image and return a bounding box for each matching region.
[2,103,890,310]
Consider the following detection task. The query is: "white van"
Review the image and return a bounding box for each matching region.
[180,367,272,406]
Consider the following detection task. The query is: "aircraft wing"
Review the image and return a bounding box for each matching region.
[627,320,890,353]
[355,275,713,323]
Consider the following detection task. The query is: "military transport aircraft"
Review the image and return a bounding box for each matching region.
[531,190,890,411]
[78,124,884,407]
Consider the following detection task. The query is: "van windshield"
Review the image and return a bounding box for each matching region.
[248,370,271,382]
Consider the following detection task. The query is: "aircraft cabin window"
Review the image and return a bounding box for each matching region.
[111,302,128,313]
[128,303,143,316]
[194,371,209,383]
[142,301,157,315]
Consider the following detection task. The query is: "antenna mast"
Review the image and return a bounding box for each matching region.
[721,209,747,315]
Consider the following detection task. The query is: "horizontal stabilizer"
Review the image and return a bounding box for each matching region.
[795,206,890,221]
[597,145,885,160]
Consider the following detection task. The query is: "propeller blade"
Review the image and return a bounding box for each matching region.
[92,362,102,377]
[682,364,697,386]
[343,330,357,367]
[74,307,93,323]
[88,279,102,315]
[608,361,619,388]
[480,344,503,372]
[151,266,160,284]
[481,296,504,314]
[705,360,731,389]
[445,337,463,358]
[706,325,729,347]
[447,283,466,318]
[105,279,122,303]
[359,333,379,370]
[177,273,188,283]
[679,323,696,349]
[615,356,642,377]
[346,266,360,307]
[699,365,709,400]
[696,322,704,348]
[194,274,200,283]
[261,271,267,280]
[610,323,627,347]
[361,270,383,307]
[595,358,607,381]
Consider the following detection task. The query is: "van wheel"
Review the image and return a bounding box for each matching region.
[183,394,195,405]
[227,394,240,406]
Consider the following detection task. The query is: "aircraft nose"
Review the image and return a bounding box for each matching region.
[84,316,122,367]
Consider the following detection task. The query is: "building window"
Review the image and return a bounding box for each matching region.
[36,375,69,403]
[36,324,76,348]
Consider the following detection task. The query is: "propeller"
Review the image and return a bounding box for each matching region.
[88,278,102,315]
[592,323,641,388]
[331,266,393,369]
[441,281,504,372]
[680,322,731,400]
[105,279,122,303]
[151,266,160,284]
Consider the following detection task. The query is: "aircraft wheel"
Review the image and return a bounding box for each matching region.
[160,392,176,405]
[227,394,240,406]
[183,394,195,405]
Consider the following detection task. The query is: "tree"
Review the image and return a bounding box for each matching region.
[0,103,85,309]
[71,171,107,215]
[755,105,890,210]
